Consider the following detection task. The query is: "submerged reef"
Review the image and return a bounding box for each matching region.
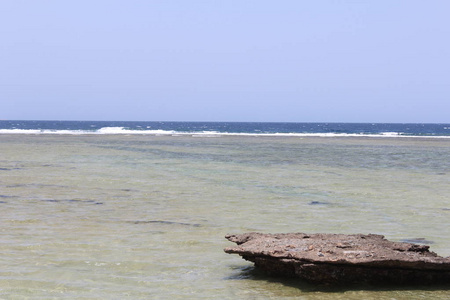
[225,232,450,285]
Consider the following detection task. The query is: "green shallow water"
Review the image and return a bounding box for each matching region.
[0,135,449,299]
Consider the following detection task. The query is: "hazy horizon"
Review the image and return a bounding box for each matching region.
[2,119,449,125]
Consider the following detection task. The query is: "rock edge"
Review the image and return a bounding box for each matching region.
[225,232,450,285]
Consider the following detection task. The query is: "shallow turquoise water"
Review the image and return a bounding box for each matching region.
[0,135,449,299]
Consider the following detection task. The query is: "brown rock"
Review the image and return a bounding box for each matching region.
[224,232,450,285]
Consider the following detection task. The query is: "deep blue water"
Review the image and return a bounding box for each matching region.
[0,120,449,137]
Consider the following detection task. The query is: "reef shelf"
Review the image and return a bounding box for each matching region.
[225,232,450,285]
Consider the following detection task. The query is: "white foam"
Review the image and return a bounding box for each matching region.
[96,127,127,134]
[0,127,449,138]
[380,132,402,136]
[0,129,87,135]
[0,129,43,134]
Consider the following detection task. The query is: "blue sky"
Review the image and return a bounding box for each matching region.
[1,1,449,122]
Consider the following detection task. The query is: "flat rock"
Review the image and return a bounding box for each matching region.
[225,232,450,285]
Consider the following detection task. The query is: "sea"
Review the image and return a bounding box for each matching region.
[0,121,449,299]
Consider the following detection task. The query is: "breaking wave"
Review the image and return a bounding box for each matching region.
[0,127,449,138]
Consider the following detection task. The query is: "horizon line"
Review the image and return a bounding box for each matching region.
[1,119,449,124]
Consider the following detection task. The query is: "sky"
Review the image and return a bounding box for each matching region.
[1,1,449,123]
